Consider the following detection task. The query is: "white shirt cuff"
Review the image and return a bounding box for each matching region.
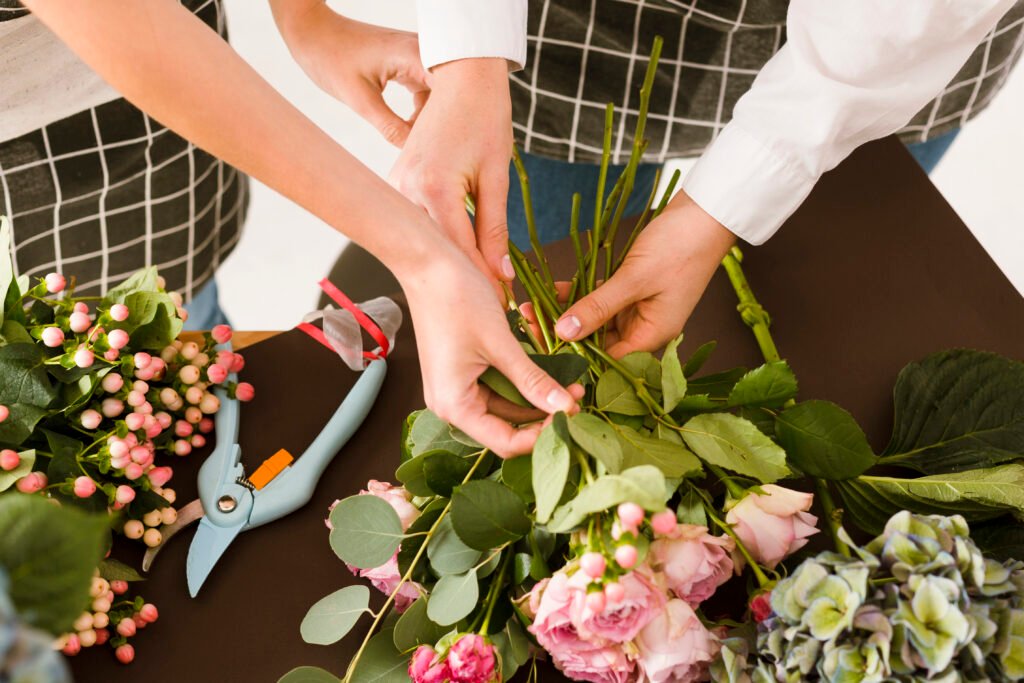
[681,124,817,246]
[416,0,528,71]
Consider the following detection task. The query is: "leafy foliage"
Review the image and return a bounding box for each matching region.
[775,400,876,480]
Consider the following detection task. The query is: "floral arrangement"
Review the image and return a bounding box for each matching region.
[0,216,254,667]
[280,36,1024,683]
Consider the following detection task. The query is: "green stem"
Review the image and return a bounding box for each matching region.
[480,550,513,634]
[511,147,555,290]
[705,504,772,588]
[569,193,585,305]
[502,284,545,354]
[508,246,555,350]
[588,104,616,290]
[814,479,850,557]
[612,167,661,275]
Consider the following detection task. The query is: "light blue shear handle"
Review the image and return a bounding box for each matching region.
[247,358,387,529]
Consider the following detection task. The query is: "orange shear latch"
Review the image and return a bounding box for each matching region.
[248,449,294,490]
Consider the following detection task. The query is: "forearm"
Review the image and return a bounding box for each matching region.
[24,0,437,275]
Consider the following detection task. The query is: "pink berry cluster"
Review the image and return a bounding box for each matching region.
[56,570,158,665]
[574,502,680,613]
[409,634,499,683]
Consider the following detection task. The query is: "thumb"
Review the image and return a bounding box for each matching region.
[554,274,636,341]
[491,337,576,414]
[350,80,412,148]
[474,168,513,282]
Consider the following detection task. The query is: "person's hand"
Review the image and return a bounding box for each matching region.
[270,0,430,147]
[389,58,514,286]
[396,240,582,457]
[552,191,737,357]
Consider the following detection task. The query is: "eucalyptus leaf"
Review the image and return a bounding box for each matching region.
[548,466,668,533]
[397,500,446,584]
[611,424,703,478]
[329,495,404,569]
[775,400,876,480]
[0,449,35,492]
[568,413,623,474]
[533,413,571,523]
[395,451,434,497]
[451,480,531,550]
[427,516,482,576]
[500,455,534,503]
[427,569,479,625]
[277,666,340,683]
[300,585,370,645]
[683,341,717,378]
[661,334,687,412]
[479,367,531,408]
[727,361,798,408]
[393,597,449,652]
[596,370,646,416]
[423,451,472,497]
[348,629,409,683]
[409,410,477,457]
[682,413,790,483]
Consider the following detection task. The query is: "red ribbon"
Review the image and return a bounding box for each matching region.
[297,279,390,361]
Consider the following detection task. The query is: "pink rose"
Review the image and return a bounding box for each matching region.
[572,568,664,644]
[409,645,451,683]
[726,484,819,569]
[448,634,498,683]
[750,591,773,622]
[636,599,719,683]
[554,643,636,683]
[347,554,421,612]
[648,524,734,605]
[365,480,420,531]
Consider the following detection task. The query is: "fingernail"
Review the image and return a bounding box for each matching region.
[501,254,515,280]
[556,315,581,340]
[547,389,571,411]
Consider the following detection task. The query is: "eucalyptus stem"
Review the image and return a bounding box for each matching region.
[511,146,555,290]
[344,451,489,682]
[480,551,513,634]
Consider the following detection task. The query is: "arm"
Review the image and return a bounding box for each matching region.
[556,0,1016,354]
[23,0,575,455]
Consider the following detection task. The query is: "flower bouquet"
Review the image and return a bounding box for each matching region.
[280,36,1024,683]
[0,216,254,668]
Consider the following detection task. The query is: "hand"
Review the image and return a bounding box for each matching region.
[389,58,514,286]
[553,192,737,357]
[397,241,581,457]
[271,0,430,147]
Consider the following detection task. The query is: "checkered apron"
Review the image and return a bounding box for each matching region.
[0,0,248,302]
[512,0,1024,164]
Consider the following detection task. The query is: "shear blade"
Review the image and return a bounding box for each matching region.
[186,516,245,597]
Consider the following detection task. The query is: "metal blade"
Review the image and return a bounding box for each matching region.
[186,516,245,597]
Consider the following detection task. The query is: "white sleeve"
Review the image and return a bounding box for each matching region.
[416,0,528,71]
[681,0,1016,245]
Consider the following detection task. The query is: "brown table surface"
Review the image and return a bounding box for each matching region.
[71,137,1024,682]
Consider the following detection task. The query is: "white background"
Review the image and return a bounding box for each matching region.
[218,0,1024,330]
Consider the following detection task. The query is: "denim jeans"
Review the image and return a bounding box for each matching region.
[507,129,960,248]
[182,278,230,331]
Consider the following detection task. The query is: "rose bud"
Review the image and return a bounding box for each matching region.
[726,484,819,570]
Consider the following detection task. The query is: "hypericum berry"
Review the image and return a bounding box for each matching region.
[80,409,102,430]
[115,643,135,664]
[139,603,159,623]
[148,466,173,488]
[109,303,130,321]
[604,582,625,604]
[124,463,144,480]
[94,628,110,646]
[130,446,152,466]
[617,502,645,529]
[206,363,228,384]
[177,306,189,322]
[73,612,94,632]
[73,347,95,368]
[190,434,206,449]
[179,364,201,385]
[173,439,192,457]
[90,577,110,598]
[161,507,178,525]
[116,617,137,637]
[126,390,146,407]
[148,356,166,376]
[211,324,233,345]
[614,544,638,569]
[580,552,607,579]
[73,476,97,498]
[184,406,202,424]
[192,353,210,370]
[102,398,125,418]
[108,438,129,459]
[93,613,109,630]
[160,345,177,364]
[154,411,172,429]
[115,485,136,505]
[125,412,145,431]
[235,382,255,402]
[91,596,112,614]
[180,341,200,360]
[585,590,607,613]
[174,420,194,438]
[199,392,220,414]
[15,471,47,493]
[110,580,129,595]
[0,404,8,423]
[107,329,129,350]
[199,417,214,434]
[44,272,66,293]
[72,302,89,314]
[62,633,82,656]
[651,510,678,536]
[41,326,65,347]
[185,385,204,404]
[162,488,177,504]
[101,373,125,393]
[69,311,91,333]
[142,509,163,527]
[143,527,162,547]
[123,520,145,539]
[78,628,98,648]
[229,353,245,373]
[0,449,20,471]
[103,348,120,362]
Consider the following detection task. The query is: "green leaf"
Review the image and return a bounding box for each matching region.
[395,451,433,497]
[0,216,13,328]
[682,413,790,483]
[683,341,717,378]
[596,370,646,416]
[300,585,370,646]
[728,361,798,408]
[126,292,183,349]
[676,489,708,527]
[686,367,747,399]
[427,569,479,626]
[970,519,1024,562]
[0,494,107,634]
[451,480,531,551]
[98,557,145,583]
[329,495,404,569]
[397,500,446,584]
[858,464,1024,515]
[409,410,477,457]
[479,367,531,408]
[480,353,589,408]
[533,413,571,523]
[548,466,668,533]
[277,666,340,683]
[611,424,703,479]
[882,350,1024,474]
[428,516,482,575]
[423,451,472,497]
[101,267,159,305]
[0,448,35,492]
[567,412,623,474]
[349,629,410,683]
[0,342,58,445]
[500,455,534,503]
[493,619,532,681]
[661,334,687,412]
[393,597,450,652]
[1,320,32,345]
[620,352,661,390]
[775,400,876,480]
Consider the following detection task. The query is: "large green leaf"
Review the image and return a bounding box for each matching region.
[101,266,159,305]
[423,451,472,497]
[393,597,450,652]
[427,569,479,625]
[727,361,798,408]
[329,495,404,569]
[533,414,571,523]
[548,466,667,533]
[620,352,662,390]
[480,353,589,408]
[681,413,790,483]
[427,516,482,576]
[300,585,370,645]
[610,424,703,478]
[500,455,534,503]
[409,410,477,457]
[0,494,107,634]
[0,449,35,492]
[596,370,646,416]
[882,350,1024,474]
[775,400,876,480]
[127,292,183,349]
[277,666,340,683]
[348,629,410,683]
[567,412,623,474]
[451,480,531,550]
[661,334,687,412]
[970,519,1024,562]
[0,342,58,445]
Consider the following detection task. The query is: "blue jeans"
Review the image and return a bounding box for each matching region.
[507,129,960,246]
[182,278,230,331]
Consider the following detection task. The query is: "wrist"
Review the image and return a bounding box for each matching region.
[430,57,509,94]
[269,0,326,45]
[661,190,737,256]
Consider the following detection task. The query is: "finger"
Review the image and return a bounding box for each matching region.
[456,409,544,458]
[490,337,576,414]
[554,281,573,304]
[474,167,513,282]
[607,318,678,359]
[349,80,412,148]
[408,89,430,125]
[484,387,546,424]
[554,273,639,342]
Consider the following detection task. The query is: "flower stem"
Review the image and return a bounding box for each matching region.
[511,146,555,290]
[814,478,851,557]
[480,550,512,634]
[704,504,771,588]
